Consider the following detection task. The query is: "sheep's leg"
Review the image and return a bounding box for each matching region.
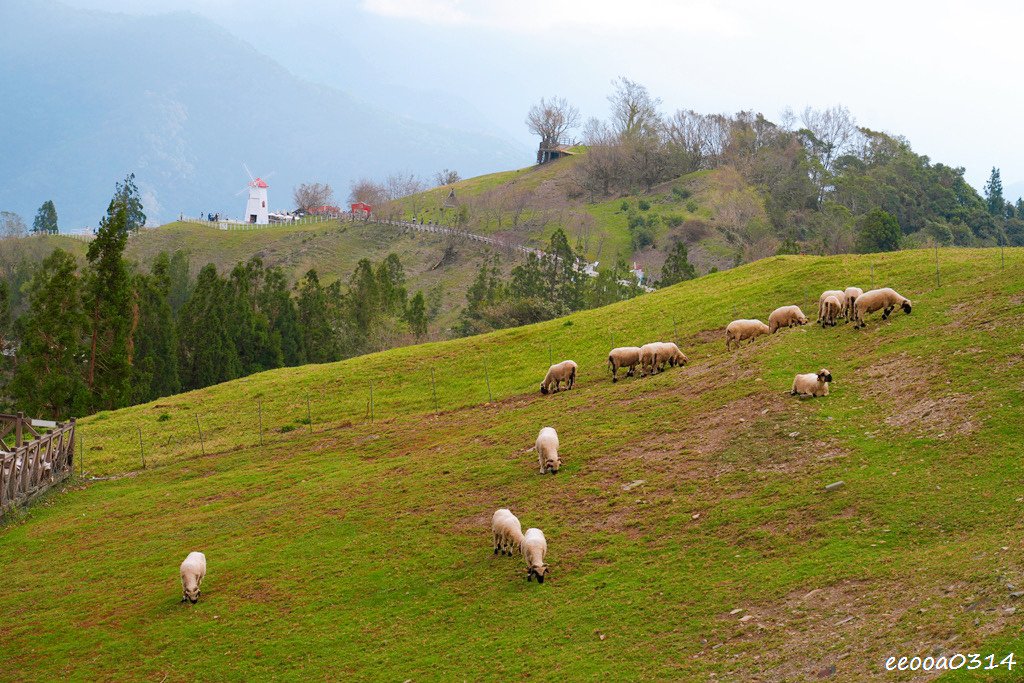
[882,305,893,320]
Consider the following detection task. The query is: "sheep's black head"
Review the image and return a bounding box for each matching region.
[527,565,548,583]
[818,369,832,383]
[540,383,549,395]
[902,301,912,315]
[545,457,561,474]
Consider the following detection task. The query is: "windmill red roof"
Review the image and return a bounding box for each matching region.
[252,178,269,188]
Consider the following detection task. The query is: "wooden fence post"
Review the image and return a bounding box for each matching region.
[138,427,146,469]
[934,243,940,288]
[430,367,438,412]
[79,432,84,478]
[369,383,375,424]
[195,414,205,456]
[306,396,312,433]
[258,399,264,446]
[484,358,493,403]
[548,344,553,366]
[15,412,22,448]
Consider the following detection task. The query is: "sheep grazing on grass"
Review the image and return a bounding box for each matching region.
[638,342,660,377]
[725,320,770,350]
[608,346,642,382]
[853,288,912,329]
[641,342,688,376]
[791,369,833,397]
[768,305,809,333]
[540,360,577,395]
[180,551,206,604]
[843,287,863,321]
[818,290,847,326]
[820,295,843,327]
[536,427,561,474]
[521,528,549,584]
[491,508,524,556]
[657,342,689,369]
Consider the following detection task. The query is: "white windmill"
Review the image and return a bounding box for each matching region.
[238,163,271,224]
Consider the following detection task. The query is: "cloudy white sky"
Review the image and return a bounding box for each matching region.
[63,0,1024,197]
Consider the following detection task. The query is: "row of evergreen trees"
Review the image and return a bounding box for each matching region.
[3,177,434,420]
[457,227,696,335]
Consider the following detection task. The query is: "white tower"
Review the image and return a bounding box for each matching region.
[244,177,269,224]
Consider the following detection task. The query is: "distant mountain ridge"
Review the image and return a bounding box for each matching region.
[0,0,528,228]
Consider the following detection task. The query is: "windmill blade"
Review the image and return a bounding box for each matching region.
[242,162,254,182]
[262,171,277,182]
[236,186,250,197]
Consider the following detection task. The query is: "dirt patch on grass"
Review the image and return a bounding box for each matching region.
[716,572,1022,682]
[853,353,977,438]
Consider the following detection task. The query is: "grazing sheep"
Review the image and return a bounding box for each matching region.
[540,360,577,395]
[725,320,770,350]
[492,508,524,556]
[608,346,642,382]
[657,342,689,369]
[536,427,561,474]
[820,295,843,327]
[818,290,847,325]
[638,342,660,377]
[521,528,549,584]
[768,305,809,333]
[843,287,863,322]
[853,288,912,329]
[180,551,206,604]
[791,368,833,397]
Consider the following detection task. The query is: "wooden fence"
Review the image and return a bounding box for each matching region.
[0,413,76,514]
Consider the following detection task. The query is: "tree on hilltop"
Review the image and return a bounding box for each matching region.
[32,200,58,234]
[293,182,335,212]
[527,96,580,149]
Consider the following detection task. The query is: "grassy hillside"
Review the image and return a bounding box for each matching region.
[2,247,1023,680]
[393,156,765,276]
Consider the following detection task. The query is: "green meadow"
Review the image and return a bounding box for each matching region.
[2,247,1023,681]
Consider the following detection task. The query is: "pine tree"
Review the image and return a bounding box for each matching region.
[177,265,242,390]
[131,268,180,402]
[296,269,338,363]
[660,241,696,286]
[259,267,305,366]
[164,250,193,315]
[32,200,58,234]
[10,249,87,418]
[405,291,428,339]
[84,175,144,410]
[985,167,1004,217]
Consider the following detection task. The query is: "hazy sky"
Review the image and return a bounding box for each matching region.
[62,0,1024,197]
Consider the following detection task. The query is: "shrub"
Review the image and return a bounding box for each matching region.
[279,424,297,433]
[672,186,692,200]
[664,213,685,228]
[638,199,651,211]
[620,200,630,212]
[157,413,171,422]
[678,219,710,243]
[686,200,699,213]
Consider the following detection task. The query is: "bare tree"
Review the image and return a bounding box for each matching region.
[292,182,335,212]
[348,178,387,206]
[799,105,859,175]
[0,211,27,239]
[433,169,461,186]
[526,96,581,149]
[608,77,662,140]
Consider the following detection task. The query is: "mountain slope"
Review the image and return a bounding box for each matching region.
[1,248,1022,680]
[0,1,527,228]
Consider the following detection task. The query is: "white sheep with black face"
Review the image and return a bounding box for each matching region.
[725,320,770,350]
[608,346,642,382]
[535,427,561,475]
[768,305,808,333]
[791,369,833,397]
[521,528,549,584]
[853,288,912,329]
[540,360,577,394]
[491,508,524,556]
[818,290,847,325]
[180,551,206,604]
[821,295,843,327]
[843,287,864,321]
